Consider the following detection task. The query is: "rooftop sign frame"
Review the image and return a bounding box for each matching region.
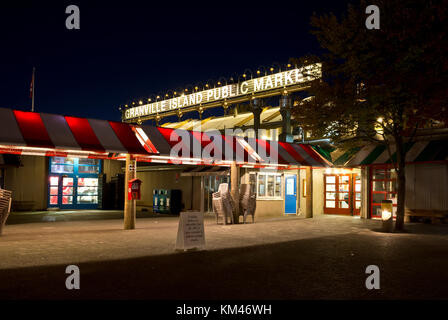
[122,63,322,123]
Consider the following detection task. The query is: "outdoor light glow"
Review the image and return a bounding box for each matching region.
[381,209,392,221]
[124,63,322,120]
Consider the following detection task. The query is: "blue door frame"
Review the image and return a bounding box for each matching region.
[48,157,101,210]
[284,174,297,214]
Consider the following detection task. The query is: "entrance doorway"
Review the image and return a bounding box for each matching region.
[284,174,297,214]
[48,157,101,209]
[324,173,360,215]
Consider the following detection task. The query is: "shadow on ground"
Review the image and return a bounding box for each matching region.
[1,231,447,300]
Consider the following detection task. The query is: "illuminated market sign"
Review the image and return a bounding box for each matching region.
[124,63,321,121]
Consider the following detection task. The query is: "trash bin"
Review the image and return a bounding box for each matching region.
[158,189,166,213]
[152,189,159,213]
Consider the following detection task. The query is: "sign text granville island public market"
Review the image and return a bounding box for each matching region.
[124,63,322,120]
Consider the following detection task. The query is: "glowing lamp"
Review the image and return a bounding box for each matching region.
[381,210,392,220]
[381,200,394,232]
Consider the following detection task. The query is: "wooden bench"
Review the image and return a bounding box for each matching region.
[405,209,448,224]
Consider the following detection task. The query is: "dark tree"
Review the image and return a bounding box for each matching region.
[292,0,448,230]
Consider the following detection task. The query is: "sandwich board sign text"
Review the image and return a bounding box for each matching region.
[175,212,205,251]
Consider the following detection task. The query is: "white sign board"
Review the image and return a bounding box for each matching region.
[175,212,205,251]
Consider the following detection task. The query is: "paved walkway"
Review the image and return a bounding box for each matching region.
[0,215,447,299]
[1,214,365,269]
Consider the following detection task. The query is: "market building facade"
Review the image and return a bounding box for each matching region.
[0,62,447,225]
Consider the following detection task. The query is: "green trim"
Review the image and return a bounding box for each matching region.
[310,145,334,162]
[333,147,362,166]
[386,142,414,164]
[414,140,448,162]
[360,145,386,165]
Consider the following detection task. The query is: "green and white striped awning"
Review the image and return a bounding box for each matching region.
[334,140,448,167]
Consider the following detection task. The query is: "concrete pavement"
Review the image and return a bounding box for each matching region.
[0,215,447,299]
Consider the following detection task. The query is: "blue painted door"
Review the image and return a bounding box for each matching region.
[284,174,297,214]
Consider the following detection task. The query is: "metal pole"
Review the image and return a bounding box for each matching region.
[31,67,35,112]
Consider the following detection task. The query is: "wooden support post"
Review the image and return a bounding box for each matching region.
[230,161,240,224]
[124,154,137,230]
[305,167,313,218]
[200,176,205,214]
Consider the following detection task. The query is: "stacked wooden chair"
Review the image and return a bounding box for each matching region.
[239,184,256,223]
[0,189,12,236]
[212,183,235,225]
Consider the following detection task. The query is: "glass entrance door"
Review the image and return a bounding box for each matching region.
[48,157,100,209]
[353,174,361,215]
[324,174,352,215]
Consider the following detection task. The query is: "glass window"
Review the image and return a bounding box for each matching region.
[326,192,336,200]
[50,196,58,205]
[51,164,74,174]
[267,175,275,197]
[275,176,281,197]
[257,173,282,199]
[52,157,74,165]
[326,176,336,184]
[62,196,73,204]
[339,201,349,209]
[78,165,99,174]
[78,178,98,187]
[77,196,98,204]
[78,159,99,165]
[77,186,98,196]
[372,193,385,204]
[326,200,336,208]
[257,174,266,197]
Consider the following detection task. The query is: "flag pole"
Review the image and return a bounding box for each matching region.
[31,67,35,112]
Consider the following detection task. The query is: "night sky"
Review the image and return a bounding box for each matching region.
[0,1,352,123]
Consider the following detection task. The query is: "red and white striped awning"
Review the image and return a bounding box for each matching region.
[0,108,331,168]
